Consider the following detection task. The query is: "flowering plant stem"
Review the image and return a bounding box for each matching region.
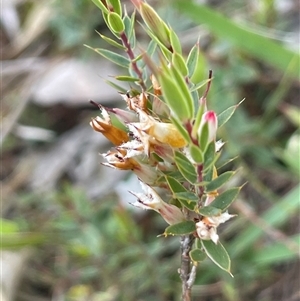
[88,0,242,299]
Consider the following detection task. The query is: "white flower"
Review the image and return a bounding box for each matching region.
[130,181,185,225]
[216,139,225,152]
[196,211,235,244]
[118,140,145,158]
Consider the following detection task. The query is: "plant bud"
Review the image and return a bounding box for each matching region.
[108,12,125,33]
[132,0,171,49]
[198,111,218,150]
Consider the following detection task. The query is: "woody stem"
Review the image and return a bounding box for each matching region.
[120,32,147,90]
[180,234,195,301]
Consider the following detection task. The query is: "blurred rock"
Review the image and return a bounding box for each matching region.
[0,250,31,301]
[28,123,132,201]
[31,58,123,107]
[29,124,107,192]
[1,0,20,41]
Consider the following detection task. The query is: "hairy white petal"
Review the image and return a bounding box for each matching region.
[119,140,144,158]
[216,140,225,152]
[207,211,235,227]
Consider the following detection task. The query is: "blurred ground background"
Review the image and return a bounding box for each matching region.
[1,0,299,301]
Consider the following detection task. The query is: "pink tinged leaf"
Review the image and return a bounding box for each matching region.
[110,108,138,123]
[130,181,185,224]
[133,164,158,185]
[204,195,215,206]
[158,203,185,225]
[152,96,170,117]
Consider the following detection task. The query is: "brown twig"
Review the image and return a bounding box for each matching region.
[119,32,147,90]
[180,234,195,301]
[203,70,213,100]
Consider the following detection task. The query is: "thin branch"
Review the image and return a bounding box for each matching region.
[180,234,195,301]
[187,265,197,289]
[203,70,213,100]
[120,32,147,90]
[196,163,204,202]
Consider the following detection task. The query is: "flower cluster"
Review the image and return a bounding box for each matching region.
[90,74,233,242]
[89,0,241,274]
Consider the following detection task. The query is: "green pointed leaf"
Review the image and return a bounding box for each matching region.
[176,198,196,210]
[203,166,213,183]
[199,122,209,151]
[114,75,140,82]
[164,220,196,236]
[191,89,199,115]
[190,78,212,92]
[123,14,131,36]
[104,79,127,93]
[169,63,194,118]
[165,175,187,194]
[210,187,241,210]
[128,10,136,38]
[190,248,206,263]
[218,99,244,127]
[84,45,130,68]
[205,171,235,192]
[195,238,202,249]
[96,32,126,49]
[165,178,196,210]
[203,142,217,172]
[169,28,182,54]
[161,170,185,182]
[91,0,109,14]
[201,239,232,276]
[174,192,198,202]
[125,11,135,37]
[189,144,204,163]
[186,43,198,78]
[123,11,136,48]
[108,0,122,16]
[102,10,119,38]
[158,71,190,121]
[146,39,157,57]
[172,52,188,76]
[132,53,143,63]
[198,206,222,217]
[174,151,197,184]
[139,2,171,50]
[140,23,172,59]
[108,12,125,34]
[128,64,140,79]
[190,44,207,85]
[192,96,206,137]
